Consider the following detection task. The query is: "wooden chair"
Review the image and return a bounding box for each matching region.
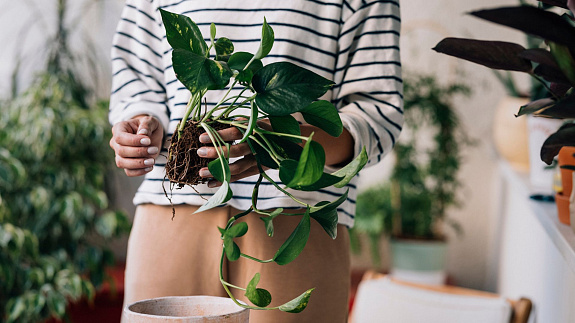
[350,271,533,323]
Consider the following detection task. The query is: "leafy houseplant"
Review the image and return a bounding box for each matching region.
[351,74,470,268]
[159,10,368,312]
[432,0,575,164]
[0,1,130,322]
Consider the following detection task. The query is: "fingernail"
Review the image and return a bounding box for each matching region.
[144,158,155,166]
[138,129,149,135]
[199,168,211,177]
[199,134,210,143]
[147,146,159,155]
[197,147,208,157]
[140,137,151,145]
[144,167,153,172]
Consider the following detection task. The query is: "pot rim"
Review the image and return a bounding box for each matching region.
[125,295,249,319]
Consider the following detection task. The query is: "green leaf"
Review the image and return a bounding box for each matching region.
[244,273,272,307]
[332,147,368,188]
[550,42,575,86]
[310,201,339,239]
[210,23,216,43]
[226,222,248,238]
[310,190,348,214]
[239,101,259,144]
[301,100,343,137]
[215,37,234,62]
[223,236,240,261]
[160,9,207,56]
[236,69,254,84]
[208,156,231,183]
[516,98,555,117]
[279,160,343,191]
[253,62,335,116]
[273,210,310,265]
[173,49,232,92]
[278,288,314,313]
[248,134,303,169]
[285,139,325,188]
[269,115,302,142]
[433,38,532,72]
[194,181,233,213]
[541,123,575,164]
[228,52,263,73]
[260,208,282,237]
[254,18,275,59]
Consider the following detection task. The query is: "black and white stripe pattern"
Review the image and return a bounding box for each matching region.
[109,0,403,227]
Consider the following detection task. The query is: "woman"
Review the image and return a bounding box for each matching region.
[109,1,402,322]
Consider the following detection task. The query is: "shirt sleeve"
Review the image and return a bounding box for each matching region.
[334,0,403,166]
[109,0,170,130]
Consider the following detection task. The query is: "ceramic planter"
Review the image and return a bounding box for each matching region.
[123,296,249,323]
[493,96,531,172]
[390,239,448,286]
[556,146,575,225]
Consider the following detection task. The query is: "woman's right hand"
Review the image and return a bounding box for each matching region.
[109,115,164,177]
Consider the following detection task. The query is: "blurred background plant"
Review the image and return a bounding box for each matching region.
[0,0,130,322]
[351,73,471,267]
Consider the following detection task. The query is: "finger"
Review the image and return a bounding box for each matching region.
[125,167,153,177]
[136,115,159,136]
[115,144,160,158]
[115,155,156,170]
[207,165,261,188]
[197,143,251,159]
[199,126,243,143]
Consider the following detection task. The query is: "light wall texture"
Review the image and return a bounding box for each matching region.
[0,0,532,291]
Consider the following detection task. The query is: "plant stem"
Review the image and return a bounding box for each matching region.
[530,73,560,99]
[240,253,274,263]
[178,91,204,137]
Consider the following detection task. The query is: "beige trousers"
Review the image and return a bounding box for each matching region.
[122,204,350,323]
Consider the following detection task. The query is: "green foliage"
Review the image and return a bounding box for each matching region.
[351,74,470,266]
[0,73,130,323]
[160,10,369,313]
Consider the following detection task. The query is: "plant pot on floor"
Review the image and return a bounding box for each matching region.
[556,146,575,225]
[493,96,531,172]
[124,296,249,323]
[389,239,448,286]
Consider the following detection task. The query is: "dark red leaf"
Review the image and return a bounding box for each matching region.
[541,123,575,164]
[471,6,575,53]
[533,93,575,119]
[433,38,532,72]
[516,98,556,117]
[534,64,571,84]
[536,0,569,9]
[519,49,559,68]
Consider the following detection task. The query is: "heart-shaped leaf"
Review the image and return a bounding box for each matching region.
[279,160,343,191]
[228,52,263,73]
[173,49,232,92]
[208,155,231,183]
[269,115,302,143]
[194,181,233,213]
[433,38,532,72]
[248,134,303,169]
[223,235,241,261]
[333,147,368,188]
[541,123,575,164]
[226,222,248,238]
[260,208,282,237]
[471,6,575,53]
[215,37,234,62]
[285,139,325,188]
[309,201,339,239]
[273,210,310,265]
[278,288,314,313]
[253,62,334,116]
[244,273,272,307]
[301,100,343,137]
[160,9,207,56]
[254,18,274,60]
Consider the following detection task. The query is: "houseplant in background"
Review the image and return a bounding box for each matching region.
[432,0,575,225]
[0,0,130,322]
[351,74,470,285]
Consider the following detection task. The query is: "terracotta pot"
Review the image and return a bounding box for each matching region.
[492,96,530,172]
[556,192,571,225]
[123,296,249,323]
[558,146,575,197]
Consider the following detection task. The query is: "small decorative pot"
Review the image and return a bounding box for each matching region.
[390,239,448,286]
[556,146,575,225]
[123,296,249,323]
[493,96,531,172]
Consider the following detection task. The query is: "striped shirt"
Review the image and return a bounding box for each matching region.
[109,0,403,227]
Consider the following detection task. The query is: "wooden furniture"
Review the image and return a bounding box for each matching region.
[350,271,532,323]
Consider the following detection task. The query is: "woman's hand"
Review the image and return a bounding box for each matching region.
[197,126,262,187]
[110,115,164,177]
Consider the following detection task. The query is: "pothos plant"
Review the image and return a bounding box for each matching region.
[160,10,368,312]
